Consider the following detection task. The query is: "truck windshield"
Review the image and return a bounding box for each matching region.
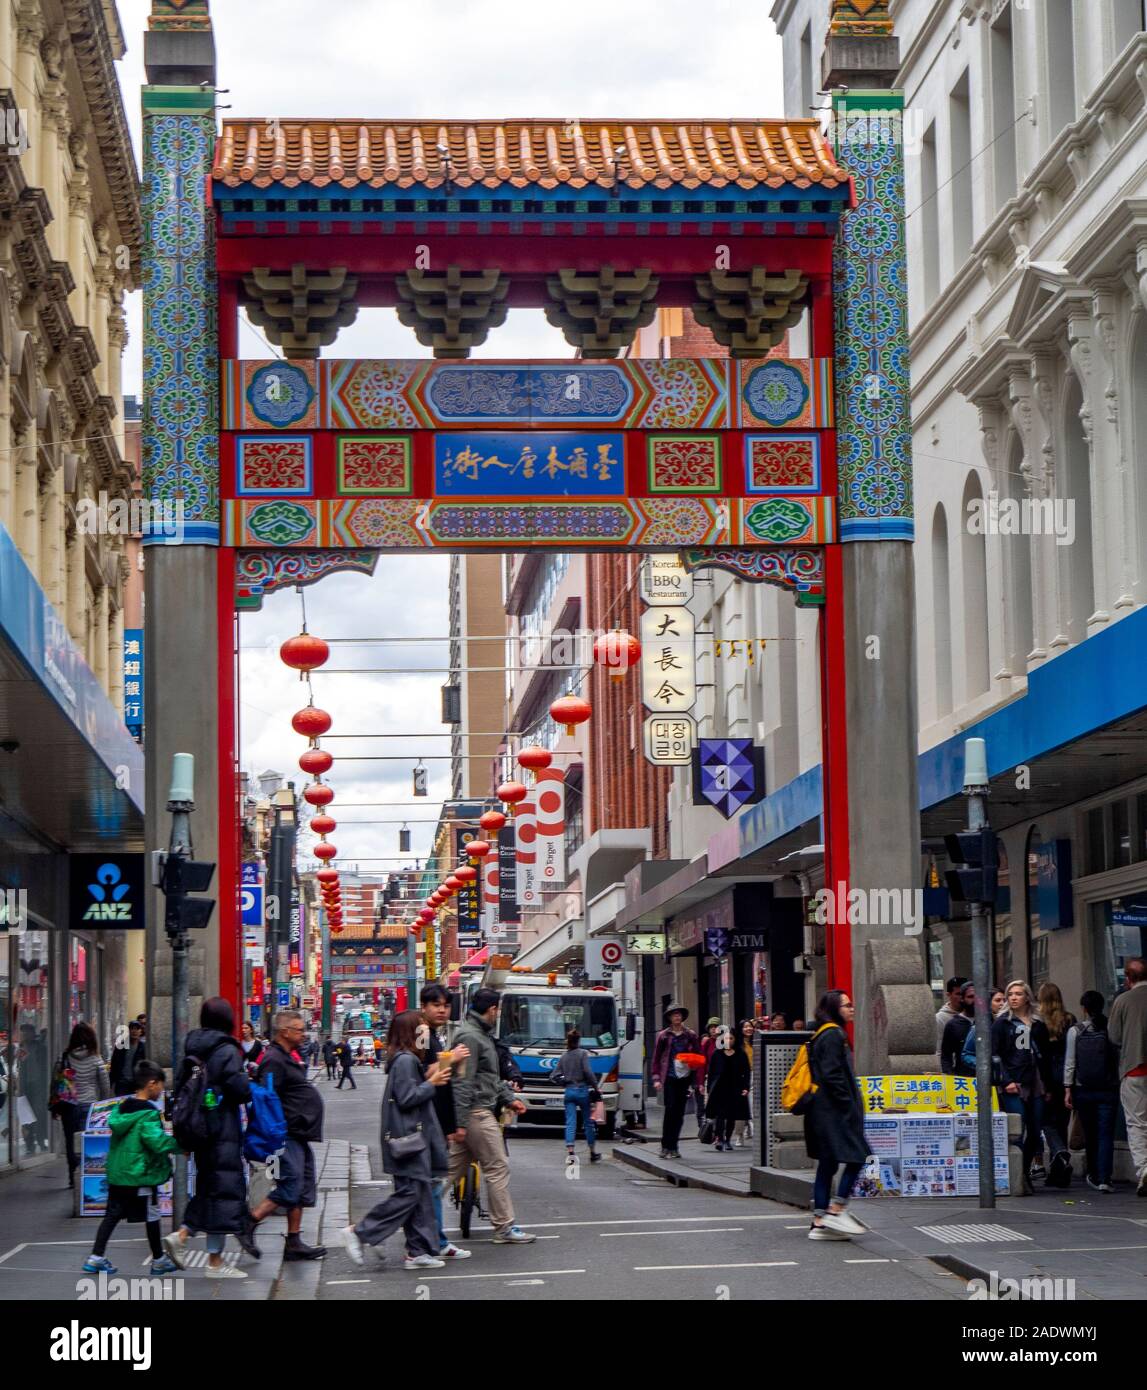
[498,994,617,1049]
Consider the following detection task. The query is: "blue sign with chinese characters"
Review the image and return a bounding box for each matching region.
[434,432,625,497]
[123,628,143,740]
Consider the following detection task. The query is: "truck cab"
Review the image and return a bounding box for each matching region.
[459,962,641,1138]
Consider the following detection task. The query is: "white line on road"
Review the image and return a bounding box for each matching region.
[505,1279,546,1286]
[634,1261,799,1271]
[326,1279,371,1285]
[419,1268,588,1281]
[451,1214,796,1232]
[844,1258,892,1264]
[599,1228,744,1238]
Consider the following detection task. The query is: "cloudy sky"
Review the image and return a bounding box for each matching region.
[113,0,784,878]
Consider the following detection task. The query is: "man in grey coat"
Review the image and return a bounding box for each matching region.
[1108,957,1147,1196]
[448,988,537,1244]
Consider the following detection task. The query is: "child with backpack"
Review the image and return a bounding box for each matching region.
[1065,990,1120,1192]
[83,1060,181,1276]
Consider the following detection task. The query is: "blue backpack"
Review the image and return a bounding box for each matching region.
[244,1071,287,1163]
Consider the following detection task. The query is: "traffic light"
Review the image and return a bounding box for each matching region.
[158,851,217,937]
[944,828,999,906]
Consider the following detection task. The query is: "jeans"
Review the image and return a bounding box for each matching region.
[59,1101,91,1179]
[430,1178,448,1250]
[563,1085,597,1148]
[337,1067,356,1089]
[205,1233,225,1256]
[813,1159,863,1216]
[1073,1089,1117,1186]
[660,1075,693,1152]
[1000,1090,1046,1170]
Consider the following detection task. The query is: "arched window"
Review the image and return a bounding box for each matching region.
[1061,373,1093,644]
[961,471,990,699]
[932,504,953,718]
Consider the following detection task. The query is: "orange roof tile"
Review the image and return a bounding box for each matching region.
[213,119,846,192]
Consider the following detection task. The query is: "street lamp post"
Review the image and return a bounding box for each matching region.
[266,785,297,1022]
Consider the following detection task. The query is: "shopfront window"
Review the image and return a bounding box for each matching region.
[993,841,1013,987]
[1089,896,1147,1003]
[12,930,51,1161]
[69,937,90,1028]
[1025,826,1050,990]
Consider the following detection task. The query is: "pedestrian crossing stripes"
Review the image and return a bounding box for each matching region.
[180,1250,242,1268]
[916,1224,1031,1245]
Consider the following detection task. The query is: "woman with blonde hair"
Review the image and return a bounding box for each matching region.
[991,979,1046,1194]
[1035,982,1075,1187]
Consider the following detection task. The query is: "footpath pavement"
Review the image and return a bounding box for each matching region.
[614,1131,1147,1300]
[0,1066,346,1302]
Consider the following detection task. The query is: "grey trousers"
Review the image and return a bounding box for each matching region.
[355,1176,437,1256]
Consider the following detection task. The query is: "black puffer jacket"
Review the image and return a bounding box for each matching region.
[176,1028,250,1235]
[803,1025,869,1166]
[257,1041,324,1142]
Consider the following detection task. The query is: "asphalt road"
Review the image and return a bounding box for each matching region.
[306,1066,965,1302]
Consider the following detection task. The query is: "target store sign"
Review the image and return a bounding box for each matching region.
[585,936,626,979]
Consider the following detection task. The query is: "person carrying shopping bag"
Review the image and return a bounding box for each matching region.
[553,1029,603,1166]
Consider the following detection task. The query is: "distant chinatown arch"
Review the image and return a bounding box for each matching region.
[142,0,921,1072]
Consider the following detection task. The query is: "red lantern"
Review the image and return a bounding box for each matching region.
[303,782,334,807]
[280,632,330,673]
[550,694,591,736]
[479,809,507,834]
[455,865,477,882]
[593,629,641,680]
[465,840,492,860]
[299,747,333,776]
[497,780,527,814]
[517,746,552,777]
[314,841,337,861]
[316,868,339,884]
[310,813,337,835]
[330,924,343,935]
[291,705,332,738]
[444,875,461,892]
[418,908,434,923]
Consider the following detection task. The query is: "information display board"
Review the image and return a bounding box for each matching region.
[853,1112,1008,1198]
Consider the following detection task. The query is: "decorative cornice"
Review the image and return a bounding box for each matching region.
[829,0,893,38]
[62,0,142,269]
[149,0,211,31]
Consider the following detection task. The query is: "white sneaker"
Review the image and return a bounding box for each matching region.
[828,1208,866,1235]
[439,1243,471,1259]
[820,1212,859,1238]
[162,1233,188,1270]
[205,1263,248,1279]
[733,1137,744,1149]
[808,1222,848,1241]
[404,1253,446,1270]
[343,1225,365,1267]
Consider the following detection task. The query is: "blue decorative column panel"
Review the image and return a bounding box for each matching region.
[142,87,219,544]
[830,92,913,541]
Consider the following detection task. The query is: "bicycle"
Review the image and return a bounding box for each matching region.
[450,1157,486,1239]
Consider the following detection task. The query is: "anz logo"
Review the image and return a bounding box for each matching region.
[83,863,133,922]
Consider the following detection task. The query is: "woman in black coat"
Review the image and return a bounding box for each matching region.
[804,990,870,1241]
[705,1033,751,1150]
[163,997,252,1281]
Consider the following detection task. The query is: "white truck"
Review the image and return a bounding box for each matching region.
[456,961,644,1138]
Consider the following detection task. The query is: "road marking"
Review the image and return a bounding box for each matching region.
[450,1214,796,1232]
[470,1234,561,1242]
[326,1279,371,1285]
[419,1268,588,1282]
[0,1237,153,1265]
[599,1228,744,1238]
[634,1261,799,1271]
[0,1245,27,1265]
[916,1223,1031,1245]
[784,1225,808,1230]
[505,1278,546,1286]
[844,1258,891,1264]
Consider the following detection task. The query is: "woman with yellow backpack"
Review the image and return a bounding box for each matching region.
[782,990,869,1241]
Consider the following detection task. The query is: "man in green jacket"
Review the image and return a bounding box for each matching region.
[83,1060,182,1277]
[449,989,536,1244]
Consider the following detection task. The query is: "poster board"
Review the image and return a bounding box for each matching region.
[853,1111,1008,1198]
[79,1099,177,1218]
[858,1074,999,1114]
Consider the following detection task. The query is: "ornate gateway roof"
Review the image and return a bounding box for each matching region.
[213,118,847,192]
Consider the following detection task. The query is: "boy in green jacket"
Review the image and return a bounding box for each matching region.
[83,1061,182,1276]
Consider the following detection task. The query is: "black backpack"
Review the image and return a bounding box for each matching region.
[1073,1026,1117,1091]
[172,1046,221,1148]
